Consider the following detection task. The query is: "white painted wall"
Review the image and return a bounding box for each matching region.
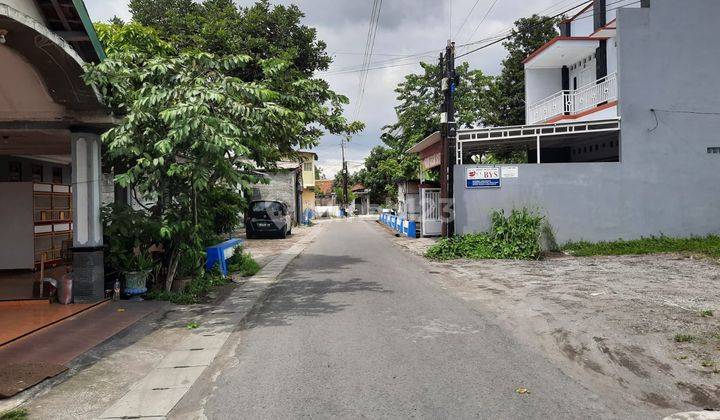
[3,0,46,23]
[524,68,562,124]
[570,8,594,36]
[568,55,597,89]
[606,0,640,23]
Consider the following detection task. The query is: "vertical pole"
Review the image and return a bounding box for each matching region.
[440,40,456,238]
[536,135,541,164]
[447,41,456,238]
[342,135,349,216]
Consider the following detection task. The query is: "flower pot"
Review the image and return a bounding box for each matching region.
[123,270,150,296]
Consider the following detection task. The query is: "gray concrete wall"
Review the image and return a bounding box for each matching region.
[455,0,720,243]
[0,182,34,269]
[251,170,299,220]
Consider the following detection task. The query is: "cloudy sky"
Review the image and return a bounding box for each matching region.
[85,0,585,176]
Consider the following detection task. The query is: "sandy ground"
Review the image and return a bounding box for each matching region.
[386,223,720,414]
[237,224,316,267]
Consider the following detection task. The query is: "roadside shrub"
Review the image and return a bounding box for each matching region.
[227,248,261,277]
[425,208,543,261]
[146,271,229,304]
[0,409,28,420]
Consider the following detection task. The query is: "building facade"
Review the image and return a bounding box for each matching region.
[298,151,318,212]
[0,0,113,301]
[449,0,720,243]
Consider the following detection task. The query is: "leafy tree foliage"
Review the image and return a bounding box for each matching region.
[128,0,331,80]
[359,61,495,205]
[495,15,559,126]
[88,23,361,290]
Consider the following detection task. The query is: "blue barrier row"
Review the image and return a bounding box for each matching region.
[378,213,417,238]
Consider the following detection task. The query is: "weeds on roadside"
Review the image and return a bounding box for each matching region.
[0,409,28,420]
[562,235,720,258]
[425,208,543,261]
[146,270,229,304]
[227,248,260,277]
[674,334,696,343]
[699,309,714,318]
[701,360,715,368]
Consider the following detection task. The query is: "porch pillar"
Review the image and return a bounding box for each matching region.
[536,136,541,164]
[71,132,105,302]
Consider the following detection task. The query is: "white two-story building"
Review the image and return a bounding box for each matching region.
[449,0,720,243]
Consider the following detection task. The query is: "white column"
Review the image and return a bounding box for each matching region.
[71,132,103,248]
[536,135,541,164]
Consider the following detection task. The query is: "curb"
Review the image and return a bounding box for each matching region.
[98,226,324,419]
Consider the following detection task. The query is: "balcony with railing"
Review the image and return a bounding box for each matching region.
[528,72,617,125]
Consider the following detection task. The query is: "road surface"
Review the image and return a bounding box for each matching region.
[174,220,634,419]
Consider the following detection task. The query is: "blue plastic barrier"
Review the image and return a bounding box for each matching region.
[206,238,243,277]
[378,214,416,238]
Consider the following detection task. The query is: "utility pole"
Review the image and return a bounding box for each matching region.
[440,40,457,238]
[341,135,349,216]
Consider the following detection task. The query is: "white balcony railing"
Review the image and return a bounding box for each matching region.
[528,72,617,124]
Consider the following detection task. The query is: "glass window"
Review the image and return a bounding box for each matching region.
[303,162,313,172]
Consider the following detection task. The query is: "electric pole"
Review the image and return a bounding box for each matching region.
[341,135,349,216]
[440,40,457,238]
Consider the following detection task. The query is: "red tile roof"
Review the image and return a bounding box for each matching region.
[315,179,334,195]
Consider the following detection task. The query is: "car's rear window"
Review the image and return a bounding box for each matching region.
[251,201,283,213]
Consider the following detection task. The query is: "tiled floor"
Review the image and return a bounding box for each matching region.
[0,300,98,346]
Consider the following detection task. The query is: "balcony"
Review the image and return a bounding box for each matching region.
[528,72,617,125]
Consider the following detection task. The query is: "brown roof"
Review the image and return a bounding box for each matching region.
[315,180,334,195]
[351,183,366,192]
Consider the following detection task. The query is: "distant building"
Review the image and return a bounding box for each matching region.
[314,179,335,207]
[298,151,318,212]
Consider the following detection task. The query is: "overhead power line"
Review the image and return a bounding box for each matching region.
[453,0,482,40]
[464,0,501,44]
[457,0,639,59]
[353,0,383,119]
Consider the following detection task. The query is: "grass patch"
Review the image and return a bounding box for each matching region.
[0,409,28,420]
[562,235,720,258]
[701,360,715,368]
[146,271,229,305]
[227,248,260,277]
[674,333,696,343]
[699,309,714,318]
[425,208,543,261]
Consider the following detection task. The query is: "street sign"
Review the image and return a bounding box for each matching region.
[466,167,501,189]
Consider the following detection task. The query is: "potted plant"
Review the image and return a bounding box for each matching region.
[102,204,159,298]
[120,249,155,297]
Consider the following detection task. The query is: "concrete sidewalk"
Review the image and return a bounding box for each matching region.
[15,224,325,419]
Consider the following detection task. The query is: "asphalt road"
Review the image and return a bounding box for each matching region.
[179,220,626,419]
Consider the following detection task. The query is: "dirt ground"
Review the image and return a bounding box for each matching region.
[385,223,720,416]
[237,224,316,267]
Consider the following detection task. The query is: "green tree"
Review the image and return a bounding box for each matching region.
[362,61,496,205]
[496,15,559,126]
[87,28,361,290]
[128,0,331,80]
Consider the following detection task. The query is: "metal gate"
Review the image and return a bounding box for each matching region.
[421,188,441,236]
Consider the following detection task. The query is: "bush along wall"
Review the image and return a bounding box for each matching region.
[425,208,544,261]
